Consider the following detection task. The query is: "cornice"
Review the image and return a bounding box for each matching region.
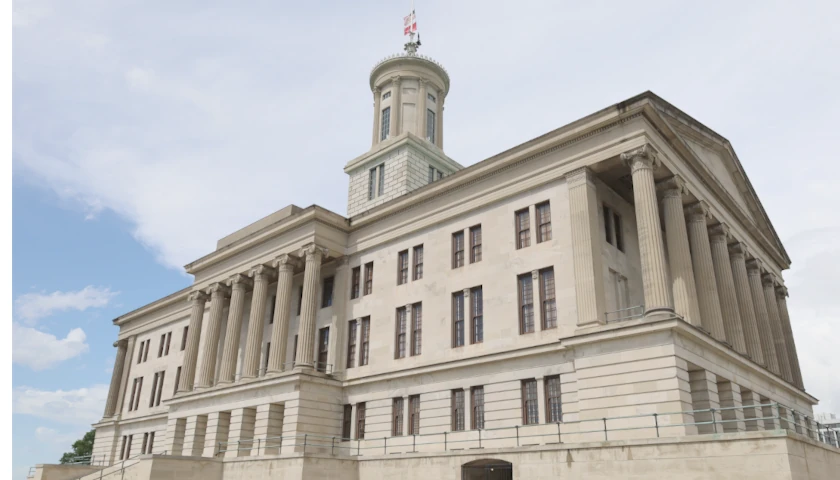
[343,131,462,174]
[112,287,191,326]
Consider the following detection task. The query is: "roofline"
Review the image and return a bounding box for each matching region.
[112,286,191,326]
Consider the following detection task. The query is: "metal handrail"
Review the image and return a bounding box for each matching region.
[605,305,645,323]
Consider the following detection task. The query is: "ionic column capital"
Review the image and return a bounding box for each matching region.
[746,258,763,275]
[684,201,711,223]
[188,290,209,304]
[565,166,597,188]
[392,75,402,86]
[299,244,328,262]
[273,253,303,273]
[206,282,231,298]
[775,285,789,299]
[113,339,128,349]
[418,77,428,87]
[656,175,687,198]
[249,264,277,281]
[709,223,731,242]
[728,241,749,258]
[620,144,660,172]
[761,273,779,288]
[373,86,381,95]
[227,273,253,291]
[335,255,351,270]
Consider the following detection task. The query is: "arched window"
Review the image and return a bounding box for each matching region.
[461,459,513,480]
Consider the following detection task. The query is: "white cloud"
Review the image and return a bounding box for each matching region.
[12,324,89,370]
[15,286,117,325]
[13,384,108,426]
[35,427,83,446]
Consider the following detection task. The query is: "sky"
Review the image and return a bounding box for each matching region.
[11,0,840,477]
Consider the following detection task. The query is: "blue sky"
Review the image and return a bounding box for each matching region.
[11,0,840,477]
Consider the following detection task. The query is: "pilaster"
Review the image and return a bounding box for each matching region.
[226,407,257,457]
[740,390,764,432]
[716,380,746,432]
[203,411,231,457]
[103,339,128,418]
[182,414,208,457]
[254,403,285,455]
[392,76,402,136]
[371,87,381,147]
[688,370,721,434]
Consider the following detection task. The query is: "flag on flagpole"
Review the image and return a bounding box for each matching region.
[404,10,417,35]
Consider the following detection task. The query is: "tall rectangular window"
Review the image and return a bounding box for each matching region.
[381,107,390,141]
[522,379,539,425]
[132,377,143,411]
[470,286,483,344]
[603,205,613,245]
[356,403,366,440]
[397,250,409,285]
[137,340,144,364]
[393,397,404,436]
[540,267,557,329]
[378,164,385,196]
[452,231,465,268]
[536,201,552,243]
[264,342,271,371]
[428,165,436,184]
[128,378,138,411]
[364,262,374,295]
[143,339,150,362]
[545,375,562,423]
[268,295,276,324]
[351,267,361,299]
[469,225,482,263]
[515,208,531,249]
[293,335,298,363]
[158,334,165,357]
[411,302,422,356]
[452,389,465,431]
[453,291,465,347]
[318,327,329,369]
[395,307,407,359]
[124,435,132,459]
[413,245,424,280]
[346,320,358,368]
[360,317,370,366]
[471,386,485,430]
[322,276,334,308]
[148,373,159,407]
[613,212,624,252]
[342,404,352,439]
[519,273,535,334]
[296,286,304,315]
[408,395,420,435]
[426,109,436,143]
[164,332,171,356]
[173,366,181,395]
[368,167,377,200]
[155,372,165,406]
[147,432,155,454]
[142,433,149,455]
[181,327,188,351]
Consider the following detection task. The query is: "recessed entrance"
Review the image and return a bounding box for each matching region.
[461,459,513,480]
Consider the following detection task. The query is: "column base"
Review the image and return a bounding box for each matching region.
[643,308,676,319]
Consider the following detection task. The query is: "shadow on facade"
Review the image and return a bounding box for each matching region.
[461,459,513,480]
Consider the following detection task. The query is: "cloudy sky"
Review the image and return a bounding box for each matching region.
[11,0,840,476]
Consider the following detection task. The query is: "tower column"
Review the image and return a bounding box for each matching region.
[196,283,230,388]
[241,265,276,378]
[620,145,673,315]
[267,254,301,373]
[746,260,780,374]
[729,243,764,364]
[178,291,209,392]
[103,339,128,417]
[685,202,726,341]
[775,287,804,389]
[709,224,747,354]
[417,78,427,139]
[218,274,252,384]
[437,94,445,149]
[658,176,701,326]
[762,274,793,382]
[392,76,402,137]
[295,244,326,369]
[371,87,381,146]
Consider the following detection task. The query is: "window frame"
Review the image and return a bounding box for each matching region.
[451,389,465,431]
[412,245,424,280]
[397,250,409,285]
[469,225,482,263]
[521,379,539,425]
[342,404,353,439]
[411,302,422,356]
[321,276,334,308]
[363,262,374,296]
[346,319,358,369]
[452,231,465,269]
[350,267,361,299]
[540,267,557,330]
[545,375,562,423]
[392,397,405,436]
[452,291,465,348]
[515,208,531,249]
[181,326,188,351]
[518,273,535,334]
[426,109,436,143]
[380,107,391,141]
[471,386,485,430]
[360,317,371,366]
[408,395,420,435]
[317,327,329,369]
[395,307,407,359]
[356,403,366,440]
[536,201,552,243]
[470,286,483,344]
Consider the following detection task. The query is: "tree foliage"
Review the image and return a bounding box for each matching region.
[59,430,95,464]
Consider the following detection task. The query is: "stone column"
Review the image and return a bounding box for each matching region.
[657,176,701,326]
[709,225,747,354]
[226,407,256,458]
[296,244,326,368]
[762,275,793,383]
[253,403,284,455]
[241,265,276,379]
[103,339,128,418]
[196,283,230,388]
[371,87,381,147]
[685,202,726,341]
[392,76,402,137]
[437,94,445,149]
[202,411,231,457]
[218,274,252,384]
[776,287,804,389]
[689,370,722,434]
[182,414,208,457]
[327,257,351,371]
[740,389,765,432]
[729,243,764,365]
[621,145,673,315]
[178,291,209,392]
[747,260,780,374]
[717,381,746,432]
[565,167,607,325]
[267,254,301,373]
[417,78,427,138]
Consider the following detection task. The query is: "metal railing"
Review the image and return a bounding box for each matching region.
[605,305,645,323]
[214,402,839,458]
[68,451,168,480]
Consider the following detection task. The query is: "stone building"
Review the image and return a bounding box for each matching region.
[27,37,840,480]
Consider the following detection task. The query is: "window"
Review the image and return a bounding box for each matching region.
[428,166,435,183]
[360,317,370,366]
[426,109,436,143]
[264,342,271,371]
[427,93,436,103]
[137,341,143,364]
[452,231,465,268]
[470,225,482,263]
[342,405,352,439]
[519,273,535,334]
[129,377,143,412]
[146,432,155,454]
[522,379,539,425]
[368,168,377,201]
[364,262,374,295]
[128,378,138,411]
[346,320,358,368]
[142,433,149,455]
[397,250,409,285]
[471,287,483,344]
[471,386,485,430]
[411,303,422,356]
[413,245,424,280]
[181,326,188,351]
[137,339,149,364]
[351,267,361,299]
[292,335,298,364]
[393,398,405,436]
[603,205,613,244]
[545,375,562,423]
[452,389,465,431]
[143,339,150,362]
[296,286,304,315]
[536,201,552,243]
[164,332,171,356]
[611,269,630,313]
[453,291,465,347]
[149,373,158,407]
[269,295,276,323]
[395,307,407,359]
[380,107,390,141]
[318,327,329,369]
[356,403,366,440]
[383,91,391,100]
[322,277,334,308]
[173,367,181,395]
[614,212,624,252]
[158,334,165,357]
[515,208,531,249]
[149,371,165,408]
[540,268,557,329]
[408,395,420,435]
[119,436,127,460]
[603,205,624,252]
[378,164,385,196]
[121,435,132,460]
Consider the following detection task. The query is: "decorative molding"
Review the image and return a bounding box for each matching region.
[620,144,660,172]
[708,223,731,241]
[684,201,711,222]
[227,273,253,290]
[206,282,231,298]
[113,339,128,349]
[300,243,328,261]
[564,166,596,189]
[273,253,303,272]
[187,291,208,304]
[745,258,763,275]
[728,241,749,258]
[775,285,789,299]
[656,175,686,198]
[249,264,277,281]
